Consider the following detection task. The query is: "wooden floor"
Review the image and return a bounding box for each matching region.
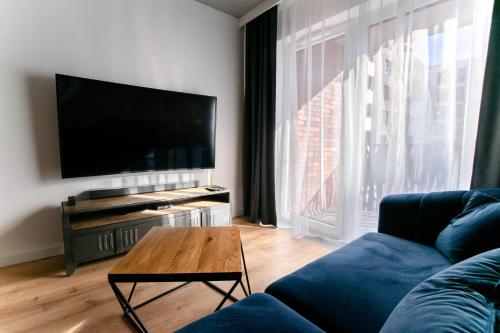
[0,218,330,333]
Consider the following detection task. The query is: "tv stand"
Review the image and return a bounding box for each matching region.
[61,183,231,276]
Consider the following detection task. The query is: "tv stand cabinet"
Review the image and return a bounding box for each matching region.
[61,186,231,276]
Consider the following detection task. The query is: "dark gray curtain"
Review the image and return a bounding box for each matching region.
[243,6,278,226]
[471,1,500,188]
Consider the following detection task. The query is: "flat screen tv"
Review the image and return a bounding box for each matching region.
[56,74,216,178]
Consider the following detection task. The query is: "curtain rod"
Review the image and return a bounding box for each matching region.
[239,0,448,28]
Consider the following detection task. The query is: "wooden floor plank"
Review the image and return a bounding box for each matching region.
[0,218,330,333]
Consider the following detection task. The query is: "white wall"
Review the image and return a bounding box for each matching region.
[0,0,244,266]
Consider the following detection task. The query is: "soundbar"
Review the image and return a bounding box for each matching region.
[88,180,199,200]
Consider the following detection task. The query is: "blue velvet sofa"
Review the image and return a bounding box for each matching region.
[177,188,500,333]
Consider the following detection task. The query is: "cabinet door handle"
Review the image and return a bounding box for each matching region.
[134,228,139,243]
[98,235,103,251]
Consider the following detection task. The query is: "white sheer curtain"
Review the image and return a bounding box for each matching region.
[275,0,493,244]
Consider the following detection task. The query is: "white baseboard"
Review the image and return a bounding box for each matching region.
[0,244,64,268]
[232,209,245,217]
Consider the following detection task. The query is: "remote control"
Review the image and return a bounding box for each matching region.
[207,185,225,191]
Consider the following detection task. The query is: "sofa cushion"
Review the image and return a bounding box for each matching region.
[175,293,325,333]
[380,248,500,333]
[436,191,500,263]
[265,232,451,333]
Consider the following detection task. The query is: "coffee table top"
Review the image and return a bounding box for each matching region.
[109,226,242,282]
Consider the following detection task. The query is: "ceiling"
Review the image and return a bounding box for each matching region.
[194,0,267,18]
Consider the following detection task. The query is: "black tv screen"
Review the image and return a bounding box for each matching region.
[56,74,216,178]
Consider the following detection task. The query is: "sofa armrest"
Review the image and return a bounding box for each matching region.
[378,193,425,242]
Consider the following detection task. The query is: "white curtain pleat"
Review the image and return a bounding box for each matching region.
[275,0,493,244]
[337,2,370,241]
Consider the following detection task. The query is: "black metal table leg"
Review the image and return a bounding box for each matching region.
[239,280,249,297]
[241,242,252,295]
[203,281,239,303]
[109,281,149,333]
[128,282,137,303]
[134,282,191,310]
[214,280,240,312]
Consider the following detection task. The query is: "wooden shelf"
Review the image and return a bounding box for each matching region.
[63,187,229,215]
[70,210,169,231]
[70,201,228,231]
[157,200,229,214]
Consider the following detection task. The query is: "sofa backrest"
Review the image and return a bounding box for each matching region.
[379,188,500,247]
[414,190,466,246]
[463,188,500,203]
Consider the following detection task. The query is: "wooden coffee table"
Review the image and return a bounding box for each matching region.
[108,226,251,333]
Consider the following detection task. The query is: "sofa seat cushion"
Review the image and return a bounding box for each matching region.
[380,248,500,333]
[265,232,451,333]
[175,293,325,333]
